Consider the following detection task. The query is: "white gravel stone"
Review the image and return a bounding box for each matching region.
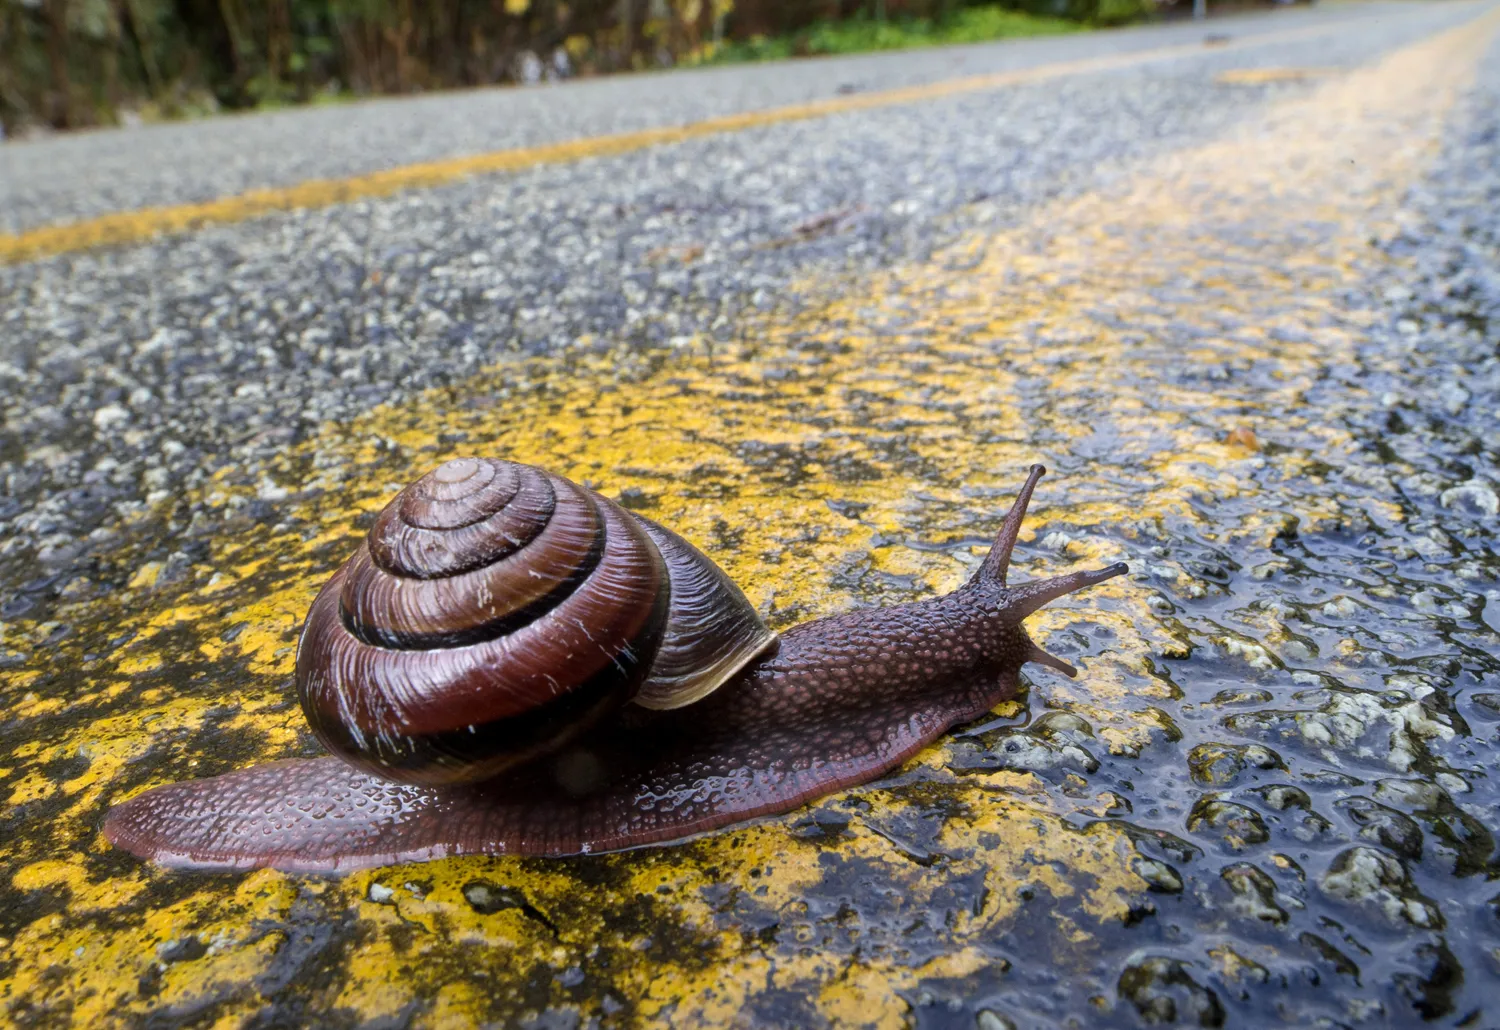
[1440,480,1499,516]
[91,405,130,430]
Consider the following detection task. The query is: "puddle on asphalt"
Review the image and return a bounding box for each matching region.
[2,15,1498,1029]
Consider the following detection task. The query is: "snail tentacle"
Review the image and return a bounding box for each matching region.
[1026,645,1079,679]
[1005,562,1130,620]
[974,462,1048,586]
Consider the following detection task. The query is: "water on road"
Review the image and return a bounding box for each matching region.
[2,4,1498,1027]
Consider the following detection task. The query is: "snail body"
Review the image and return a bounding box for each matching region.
[104,461,1125,873]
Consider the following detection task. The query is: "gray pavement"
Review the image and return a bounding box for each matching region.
[1,4,1499,1025]
[0,1,1477,233]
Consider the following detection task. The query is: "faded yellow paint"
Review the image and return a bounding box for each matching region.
[126,562,166,590]
[1215,66,1333,85]
[4,18,1378,266]
[818,964,915,1030]
[1,867,301,1023]
[114,649,164,676]
[3,7,1497,1027]
[12,859,149,912]
[1209,944,1270,982]
[423,980,491,1029]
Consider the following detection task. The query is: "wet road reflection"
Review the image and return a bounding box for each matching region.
[2,10,1498,1028]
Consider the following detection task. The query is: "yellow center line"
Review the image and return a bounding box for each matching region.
[1214,65,1334,84]
[0,15,1412,265]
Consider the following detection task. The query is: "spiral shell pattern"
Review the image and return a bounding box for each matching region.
[296,457,775,787]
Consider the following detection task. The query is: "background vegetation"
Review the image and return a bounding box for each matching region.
[0,0,1157,136]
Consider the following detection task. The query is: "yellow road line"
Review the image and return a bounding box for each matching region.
[1215,65,1334,84]
[0,15,1411,265]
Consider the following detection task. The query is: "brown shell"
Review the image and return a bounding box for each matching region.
[294,457,776,787]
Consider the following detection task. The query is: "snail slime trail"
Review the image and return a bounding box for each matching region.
[103,460,1126,873]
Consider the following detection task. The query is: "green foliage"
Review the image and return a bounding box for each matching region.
[1091,0,1149,25]
[710,5,1080,63]
[816,6,1081,52]
[1010,0,1155,25]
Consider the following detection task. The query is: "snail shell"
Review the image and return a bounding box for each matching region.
[297,457,776,787]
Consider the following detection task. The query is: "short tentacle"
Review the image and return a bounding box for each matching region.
[1027,646,1078,678]
[1006,562,1129,620]
[975,464,1047,587]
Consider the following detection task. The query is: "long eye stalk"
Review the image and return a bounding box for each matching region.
[975,462,1048,586]
[1008,563,1130,621]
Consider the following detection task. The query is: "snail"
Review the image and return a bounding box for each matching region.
[103,458,1126,873]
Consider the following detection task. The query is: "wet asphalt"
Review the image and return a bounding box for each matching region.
[1,3,1499,1027]
[0,0,1483,628]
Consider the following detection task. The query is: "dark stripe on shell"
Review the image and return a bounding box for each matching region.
[341,476,605,649]
[309,584,669,787]
[368,460,554,579]
[401,456,515,528]
[296,475,672,786]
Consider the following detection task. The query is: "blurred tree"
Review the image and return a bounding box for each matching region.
[43,0,71,126]
[0,0,1180,135]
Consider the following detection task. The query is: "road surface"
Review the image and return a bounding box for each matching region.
[2,3,1499,1026]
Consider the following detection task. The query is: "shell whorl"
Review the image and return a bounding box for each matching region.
[295,457,776,787]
